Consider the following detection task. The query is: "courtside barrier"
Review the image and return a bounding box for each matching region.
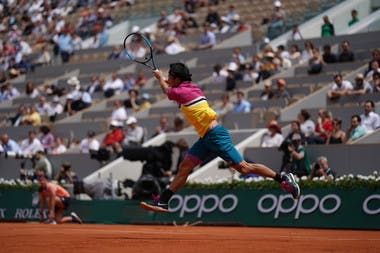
[0,188,379,229]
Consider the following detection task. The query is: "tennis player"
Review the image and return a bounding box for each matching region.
[39,174,82,224]
[141,63,300,213]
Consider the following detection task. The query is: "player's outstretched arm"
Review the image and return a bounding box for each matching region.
[153,70,170,94]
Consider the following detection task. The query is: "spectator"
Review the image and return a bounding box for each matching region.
[123,73,135,91]
[20,130,44,156]
[267,1,286,39]
[51,137,67,155]
[139,93,152,111]
[25,82,40,98]
[321,16,335,37]
[134,70,148,89]
[339,41,355,62]
[157,10,170,32]
[260,81,274,100]
[365,60,380,81]
[211,64,228,85]
[349,74,372,95]
[289,44,301,64]
[80,131,100,154]
[34,150,53,179]
[301,41,314,64]
[322,44,338,64]
[0,134,21,156]
[360,100,380,133]
[327,73,353,100]
[310,109,333,144]
[111,100,128,122]
[58,30,73,63]
[225,62,238,91]
[165,36,186,55]
[36,96,53,117]
[205,6,221,28]
[0,82,20,101]
[122,117,144,147]
[101,120,125,153]
[308,48,325,74]
[103,72,123,97]
[372,72,380,92]
[108,45,123,60]
[273,78,291,99]
[298,109,315,139]
[172,116,185,132]
[87,75,101,94]
[367,49,380,74]
[285,120,306,143]
[290,25,303,41]
[233,90,251,113]
[216,93,233,117]
[348,9,359,26]
[327,118,346,144]
[310,156,335,179]
[194,24,216,50]
[72,33,83,51]
[50,96,64,121]
[152,116,171,137]
[54,162,76,184]
[9,105,26,126]
[261,120,284,147]
[346,115,367,143]
[21,105,41,126]
[39,125,55,153]
[124,89,141,111]
[258,52,277,81]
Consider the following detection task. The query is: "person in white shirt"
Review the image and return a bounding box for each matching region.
[20,130,44,156]
[80,131,100,154]
[164,36,185,55]
[327,74,353,99]
[361,100,380,133]
[298,109,315,138]
[51,137,67,154]
[103,72,124,95]
[50,96,64,115]
[261,120,284,147]
[122,117,144,147]
[36,96,53,116]
[111,100,128,122]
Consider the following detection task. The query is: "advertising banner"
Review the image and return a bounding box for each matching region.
[0,188,379,229]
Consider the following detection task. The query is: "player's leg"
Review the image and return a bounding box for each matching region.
[213,125,300,199]
[141,139,205,212]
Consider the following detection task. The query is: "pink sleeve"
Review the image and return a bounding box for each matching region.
[167,88,179,102]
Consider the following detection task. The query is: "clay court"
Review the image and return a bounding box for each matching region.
[0,223,379,253]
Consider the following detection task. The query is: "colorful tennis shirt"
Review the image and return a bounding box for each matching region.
[167,81,217,137]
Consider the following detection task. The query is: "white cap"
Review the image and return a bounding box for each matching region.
[274,0,282,7]
[67,76,80,86]
[228,62,238,71]
[52,96,60,102]
[132,25,140,33]
[126,116,137,125]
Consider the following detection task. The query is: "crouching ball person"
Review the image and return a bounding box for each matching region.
[141,63,301,213]
[38,174,82,224]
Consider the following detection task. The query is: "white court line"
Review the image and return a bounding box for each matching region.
[24,227,380,241]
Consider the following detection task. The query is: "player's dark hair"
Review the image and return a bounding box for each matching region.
[169,63,192,82]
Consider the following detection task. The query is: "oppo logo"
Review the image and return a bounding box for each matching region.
[363,194,380,215]
[257,194,341,219]
[169,194,238,218]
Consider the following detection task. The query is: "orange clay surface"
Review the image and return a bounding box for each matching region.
[0,223,379,253]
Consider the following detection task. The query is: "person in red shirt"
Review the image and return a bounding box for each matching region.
[38,172,82,224]
[312,109,333,144]
[101,120,125,153]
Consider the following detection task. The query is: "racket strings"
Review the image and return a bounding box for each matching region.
[125,34,151,62]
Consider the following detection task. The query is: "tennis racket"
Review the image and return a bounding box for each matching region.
[123,32,158,70]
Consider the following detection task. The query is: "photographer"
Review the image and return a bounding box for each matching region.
[310,156,335,180]
[282,133,311,177]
